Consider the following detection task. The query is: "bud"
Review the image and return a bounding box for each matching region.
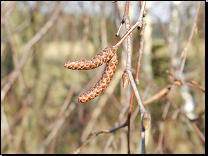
[122,70,129,89]
[191,80,198,86]
[142,112,151,130]
[173,80,182,86]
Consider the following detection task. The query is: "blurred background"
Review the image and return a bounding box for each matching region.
[1,1,205,154]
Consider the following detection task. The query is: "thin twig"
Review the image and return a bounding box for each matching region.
[126,70,146,114]
[178,1,201,79]
[123,2,147,154]
[114,1,146,49]
[77,2,92,147]
[39,87,75,154]
[122,1,132,154]
[72,121,128,154]
[16,98,27,154]
[140,74,205,143]
[147,9,175,83]
[135,16,146,84]
[154,101,170,154]
[1,106,13,153]
[2,4,26,94]
[102,102,129,153]
[1,2,66,103]
[167,70,205,92]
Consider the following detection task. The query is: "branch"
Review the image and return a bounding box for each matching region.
[178,1,201,79]
[114,1,146,49]
[1,2,66,103]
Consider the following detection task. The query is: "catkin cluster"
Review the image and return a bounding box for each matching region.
[64,46,118,103]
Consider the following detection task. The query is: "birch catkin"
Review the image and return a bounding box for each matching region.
[64,46,117,70]
[77,54,118,103]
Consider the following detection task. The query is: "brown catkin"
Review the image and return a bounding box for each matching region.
[64,46,117,70]
[77,54,118,103]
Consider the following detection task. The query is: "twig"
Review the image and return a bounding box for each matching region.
[123,1,147,154]
[141,114,146,154]
[39,87,75,154]
[165,96,205,143]
[167,70,205,92]
[147,9,175,83]
[82,65,124,139]
[16,98,27,154]
[114,1,146,49]
[140,74,205,143]
[126,70,147,114]
[154,101,170,154]
[2,5,26,94]
[142,85,172,105]
[77,2,92,147]
[1,2,66,103]
[122,1,132,154]
[127,69,149,154]
[1,2,17,25]
[1,106,13,153]
[72,121,128,154]
[178,1,201,79]
[102,102,129,153]
[135,16,146,84]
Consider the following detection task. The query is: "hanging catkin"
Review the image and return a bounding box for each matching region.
[64,46,117,70]
[77,54,118,103]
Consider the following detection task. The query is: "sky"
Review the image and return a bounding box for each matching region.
[2,1,199,24]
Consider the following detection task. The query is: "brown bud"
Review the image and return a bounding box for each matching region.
[122,70,129,89]
[191,80,198,86]
[173,80,182,86]
[142,112,151,130]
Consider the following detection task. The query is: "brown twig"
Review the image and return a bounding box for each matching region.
[72,121,128,154]
[127,70,147,114]
[2,19,30,42]
[142,85,172,105]
[123,1,147,154]
[114,1,146,49]
[102,102,129,153]
[165,96,205,143]
[2,3,26,93]
[16,98,27,154]
[77,2,92,147]
[147,9,175,83]
[167,70,205,92]
[1,106,13,153]
[39,87,75,154]
[122,1,132,154]
[178,1,201,79]
[1,2,17,25]
[135,16,146,84]
[154,101,170,154]
[1,2,65,103]
[140,74,205,143]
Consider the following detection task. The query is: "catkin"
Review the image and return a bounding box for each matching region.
[77,54,118,103]
[64,46,117,70]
